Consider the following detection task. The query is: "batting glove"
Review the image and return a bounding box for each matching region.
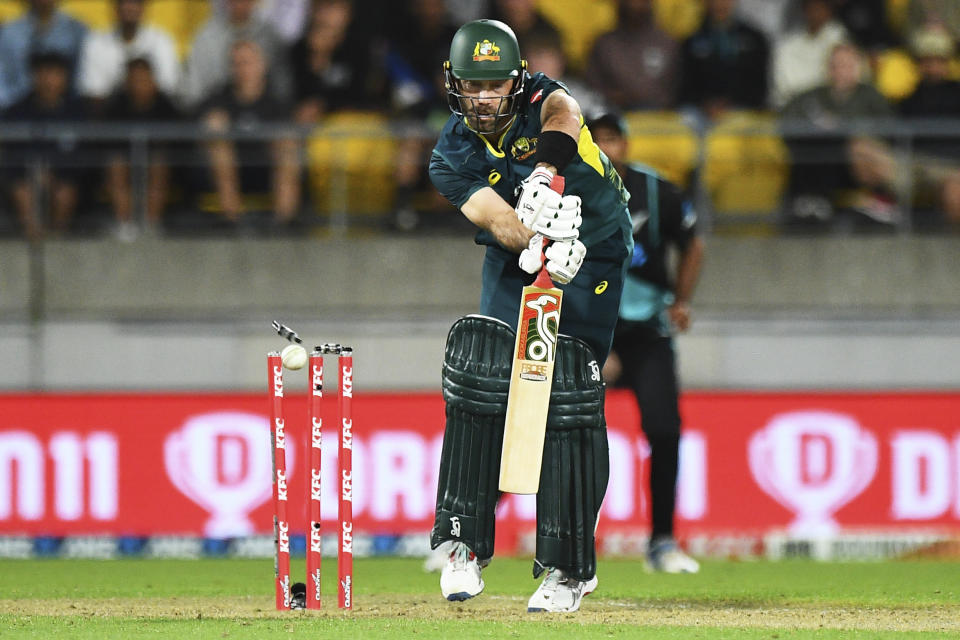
[515,167,561,229]
[515,167,583,241]
[531,194,581,241]
[518,233,546,275]
[544,238,586,284]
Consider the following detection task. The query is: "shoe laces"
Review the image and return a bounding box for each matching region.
[541,568,566,594]
[449,543,475,571]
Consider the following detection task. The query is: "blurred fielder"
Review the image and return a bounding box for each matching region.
[589,112,704,574]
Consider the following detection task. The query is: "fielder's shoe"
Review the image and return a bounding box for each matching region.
[646,537,700,574]
[527,568,598,613]
[440,542,484,601]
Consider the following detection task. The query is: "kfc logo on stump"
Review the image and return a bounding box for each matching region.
[749,411,877,536]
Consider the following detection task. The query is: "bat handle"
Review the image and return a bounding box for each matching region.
[532,174,565,288]
[549,174,564,194]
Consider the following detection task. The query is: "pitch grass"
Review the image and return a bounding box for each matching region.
[0,557,958,639]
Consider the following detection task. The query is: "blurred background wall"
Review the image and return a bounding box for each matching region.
[2,235,958,390]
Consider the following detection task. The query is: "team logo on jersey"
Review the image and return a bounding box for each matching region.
[511,136,537,161]
[530,89,544,104]
[488,169,501,185]
[473,40,501,61]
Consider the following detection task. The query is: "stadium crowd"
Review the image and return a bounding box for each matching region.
[0,0,958,239]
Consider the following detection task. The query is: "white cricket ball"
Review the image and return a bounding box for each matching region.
[281,344,308,370]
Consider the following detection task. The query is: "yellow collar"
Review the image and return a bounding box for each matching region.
[465,116,517,158]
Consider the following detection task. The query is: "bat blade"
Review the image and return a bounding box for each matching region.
[499,175,565,495]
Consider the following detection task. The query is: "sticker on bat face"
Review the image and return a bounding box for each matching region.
[516,292,561,364]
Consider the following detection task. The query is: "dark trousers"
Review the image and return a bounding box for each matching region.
[479,243,627,366]
[612,322,681,540]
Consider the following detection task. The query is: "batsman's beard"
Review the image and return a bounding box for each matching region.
[462,96,515,135]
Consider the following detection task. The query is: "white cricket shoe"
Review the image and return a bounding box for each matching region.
[424,540,454,573]
[440,542,484,601]
[526,568,598,613]
[646,538,700,574]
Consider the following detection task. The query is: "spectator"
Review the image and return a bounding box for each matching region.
[444,0,489,24]
[213,0,312,44]
[770,0,848,108]
[201,40,300,227]
[103,58,182,240]
[489,0,560,44]
[834,0,898,53]
[290,0,385,124]
[901,27,960,117]
[527,31,608,119]
[907,0,960,44]
[735,0,795,42]
[679,0,770,120]
[780,42,894,227]
[2,51,86,239]
[386,0,458,230]
[77,0,180,107]
[848,28,960,229]
[585,0,680,111]
[181,0,290,110]
[0,0,87,109]
[385,0,457,117]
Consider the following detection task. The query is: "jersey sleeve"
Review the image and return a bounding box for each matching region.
[658,179,698,250]
[524,72,569,122]
[428,149,489,210]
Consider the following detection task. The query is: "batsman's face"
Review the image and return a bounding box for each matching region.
[458,77,515,133]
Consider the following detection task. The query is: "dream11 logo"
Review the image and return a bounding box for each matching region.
[749,411,878,536]
[164,412,283,537]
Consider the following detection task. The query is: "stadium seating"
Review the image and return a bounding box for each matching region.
[622,110,699,189]
[702,111,788,223]
[61,0,112,29]
[0,0,21,22]
[536,0,703,70]
[534,0,616,71]
[145,0,210,59]
[653,0,704,41]
[306,111,398,228]
[875,48,920,102]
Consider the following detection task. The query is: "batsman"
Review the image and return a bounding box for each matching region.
[428,19,633,612]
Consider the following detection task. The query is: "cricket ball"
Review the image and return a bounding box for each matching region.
[281,344,308,371]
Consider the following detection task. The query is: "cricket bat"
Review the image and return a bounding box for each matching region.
[499,175,565,494]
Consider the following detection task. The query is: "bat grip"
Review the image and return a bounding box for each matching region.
[532,175,566,288]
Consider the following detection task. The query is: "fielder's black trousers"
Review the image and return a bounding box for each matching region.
[611,322,681,541]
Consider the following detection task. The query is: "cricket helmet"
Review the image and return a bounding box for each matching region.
[444,19,527,134]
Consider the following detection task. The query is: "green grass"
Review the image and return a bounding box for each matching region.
[0,557,958,639]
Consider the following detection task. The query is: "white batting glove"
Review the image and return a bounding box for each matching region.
[518,233,545,275]
[544,238,586,284]
[531,194,581,241]
[515,167,561,229]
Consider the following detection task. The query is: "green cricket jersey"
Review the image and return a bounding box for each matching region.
[429,72,632,261]
[427,72,633,362]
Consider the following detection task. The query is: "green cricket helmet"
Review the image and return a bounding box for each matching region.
[444,19,527,134]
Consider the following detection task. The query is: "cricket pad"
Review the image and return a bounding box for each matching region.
[432,315,514,560]
[432,315,609,573]
[535,335,608,581]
